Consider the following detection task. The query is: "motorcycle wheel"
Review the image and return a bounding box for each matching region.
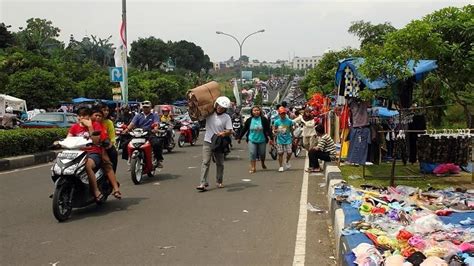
[294,146,302,157]
[178,135,185,147]
[130,157,143,185]
[52,184,73,222]
[270,146,278,160]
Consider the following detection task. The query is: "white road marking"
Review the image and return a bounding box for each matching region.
[293,153,309,266]
[0,163,52,175]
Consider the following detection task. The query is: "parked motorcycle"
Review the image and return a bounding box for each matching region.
[178,121,199,147]
[50,136,114,222]
[156,122,176,152]
[127,128,158,185]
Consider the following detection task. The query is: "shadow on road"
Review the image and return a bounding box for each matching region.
[224,182,259,192]
[65,196,148,222]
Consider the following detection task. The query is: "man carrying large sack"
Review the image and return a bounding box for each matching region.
[196,96,233,191]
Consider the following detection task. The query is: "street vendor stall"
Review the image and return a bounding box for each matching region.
[0,94,27,117]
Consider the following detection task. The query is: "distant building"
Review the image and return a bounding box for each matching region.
[292,56,322,70]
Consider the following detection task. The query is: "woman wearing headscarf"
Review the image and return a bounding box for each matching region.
[292,107,317,150]
[237,106,274,173]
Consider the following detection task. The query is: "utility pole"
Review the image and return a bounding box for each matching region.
[122,0,129,104]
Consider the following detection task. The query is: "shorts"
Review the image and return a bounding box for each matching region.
[276,144,292,154]
[88,153,102,167]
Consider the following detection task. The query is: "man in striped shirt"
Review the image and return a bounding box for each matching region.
[307,124,336,172]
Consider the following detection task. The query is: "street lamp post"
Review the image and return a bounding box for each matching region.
[216,29,265,93]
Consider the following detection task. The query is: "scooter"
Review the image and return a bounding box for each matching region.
[127,128,158,185]
[178,121,199,147]
[156,122,176,152]
[50,136,113,222]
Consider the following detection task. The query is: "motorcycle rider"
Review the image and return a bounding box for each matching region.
[196,96,233,191]
[160,105,174,143]
[122,101,164,168]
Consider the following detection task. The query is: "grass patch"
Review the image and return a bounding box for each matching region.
[340,162,473,190]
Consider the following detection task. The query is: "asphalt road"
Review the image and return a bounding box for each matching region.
[0,135,335,265]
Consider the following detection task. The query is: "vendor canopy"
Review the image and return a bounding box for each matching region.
[0,94,27,116]
[335,58,438,90]
[72,97,96,103]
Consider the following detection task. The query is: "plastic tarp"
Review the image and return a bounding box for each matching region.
[72,97,96,103]
[370,107,399,117]
[335,58,438,90]
[0,94,27,117]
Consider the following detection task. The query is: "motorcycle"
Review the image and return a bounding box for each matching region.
[50,136,113,222]
[115,122,128,151]
[156,122,176,153]
[292,124,303,157]
[232,117,242,139]
[178,121,199,147]
[127,128,158,185]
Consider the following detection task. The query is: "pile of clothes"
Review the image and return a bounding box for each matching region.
[333,182,474,265]
[186,81,221,121]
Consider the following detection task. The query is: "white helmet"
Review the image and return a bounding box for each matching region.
[214,96,231,108]
[5,106,13,113]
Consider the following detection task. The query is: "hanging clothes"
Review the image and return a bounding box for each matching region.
[347,127,371,165]
[407,114,426,163]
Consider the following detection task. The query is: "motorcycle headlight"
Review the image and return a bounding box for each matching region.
[53,164,62,175]
[63,163,79,176]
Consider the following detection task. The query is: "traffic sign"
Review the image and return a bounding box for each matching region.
[109,67,124,82]
[112,87,122,94]
[112,95,122,101]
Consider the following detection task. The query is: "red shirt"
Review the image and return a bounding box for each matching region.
[68,122,107,154]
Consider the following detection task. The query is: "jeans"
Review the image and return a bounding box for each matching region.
[106,146,118,172]
[308,150,332,169]
[200,142,224,185]
[248,142,266,161]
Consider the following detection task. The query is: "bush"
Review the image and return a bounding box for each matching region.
[0,128,68,158]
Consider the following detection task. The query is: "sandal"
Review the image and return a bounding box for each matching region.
[95,192,104,202]
[196,185,207,191]
[249,169,256,174]
[217,183,224,188]
[112,190,122,200]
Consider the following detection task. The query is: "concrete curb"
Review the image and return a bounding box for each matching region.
[0,150,60,171]
[323,162,346,265]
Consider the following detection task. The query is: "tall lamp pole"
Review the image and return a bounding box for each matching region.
[216,29,265,89]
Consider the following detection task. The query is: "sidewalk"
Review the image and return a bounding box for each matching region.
[0,151,60,171]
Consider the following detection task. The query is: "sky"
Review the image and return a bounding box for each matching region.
[1,0,471,63]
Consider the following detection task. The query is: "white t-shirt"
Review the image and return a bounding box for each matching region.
[204,112,233,143]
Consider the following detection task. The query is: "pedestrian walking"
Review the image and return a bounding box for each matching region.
[273,106,294,172]
[292,107,317,150]
[196,96,233,191]
[237,106,274,173]
[307,124,337,172]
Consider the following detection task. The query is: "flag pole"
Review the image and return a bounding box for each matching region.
[122,0,129,105]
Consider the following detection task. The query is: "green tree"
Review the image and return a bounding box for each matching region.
[0,23,15,48]
[76,71,111,99]
[359,5,474,127]
[130,37,169,70]
[169,40,212,73]
[4,67,69,108]
[67,34,114,67]
[348,20,397,48]
[15,18,63,54]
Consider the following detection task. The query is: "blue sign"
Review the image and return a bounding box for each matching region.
[109,67,124,82]
[241,71,253,81]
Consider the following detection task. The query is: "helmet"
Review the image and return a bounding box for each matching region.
[214,96,231,108]
[161,106,171,112]
[278,106,287,114]
[5,106,13,113]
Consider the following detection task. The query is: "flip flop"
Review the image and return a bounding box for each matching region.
[95,193,104,202]
[112,190,122,200]
[196,185,207,191]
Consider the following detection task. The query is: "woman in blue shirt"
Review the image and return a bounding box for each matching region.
[237,106,274,173]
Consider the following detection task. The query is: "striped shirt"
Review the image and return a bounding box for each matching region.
[316,134,337,158]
